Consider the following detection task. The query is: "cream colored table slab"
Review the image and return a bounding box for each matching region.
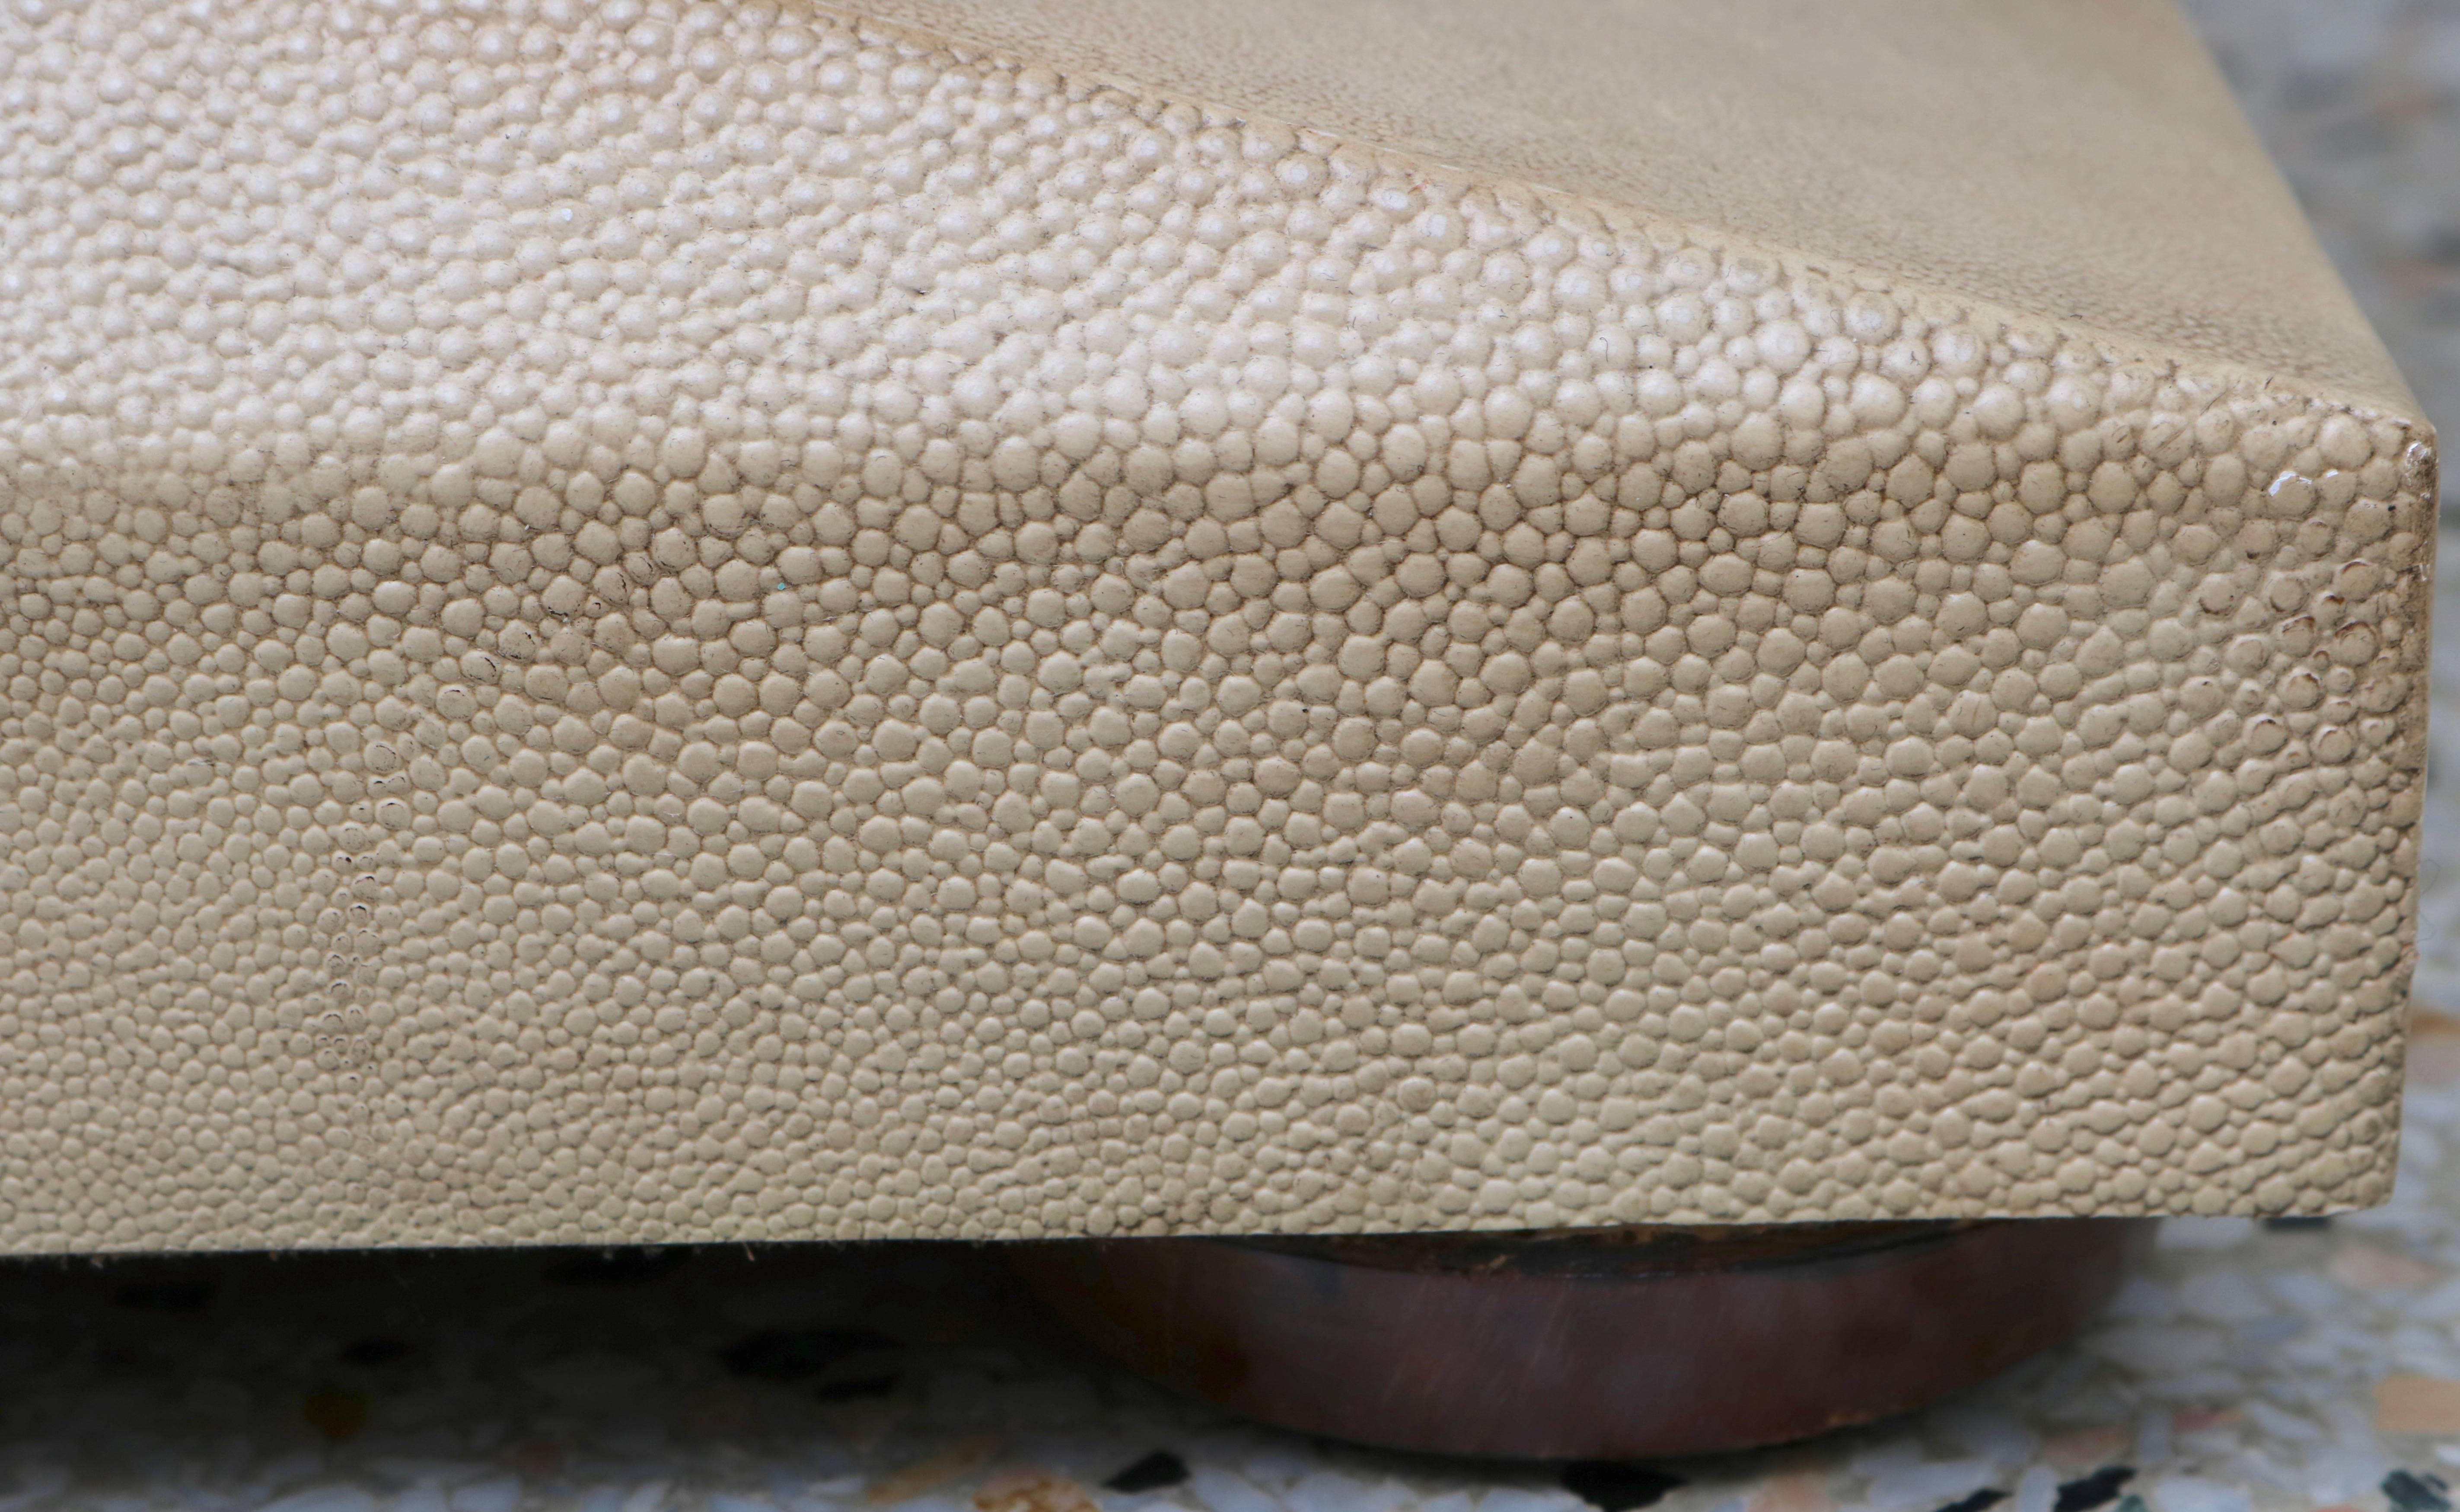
[0,0,2435,1251]
[5,526,2460,1508]
[4,1,2460,1508]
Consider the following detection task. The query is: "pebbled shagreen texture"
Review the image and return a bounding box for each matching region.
[0,0,2435,1251]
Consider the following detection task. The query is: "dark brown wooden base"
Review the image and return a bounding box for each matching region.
[1009,1219,2151,1460]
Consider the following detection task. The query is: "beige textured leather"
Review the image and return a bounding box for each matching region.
[0,0,2433,1251]
[854,0,2414,417]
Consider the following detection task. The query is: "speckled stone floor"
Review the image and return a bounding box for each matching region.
[7,4,2460,1511]
[16,1090,2460,1512]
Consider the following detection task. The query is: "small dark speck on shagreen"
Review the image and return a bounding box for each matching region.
[1931,1489,2007,1512]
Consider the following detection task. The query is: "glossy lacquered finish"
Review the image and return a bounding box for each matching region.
[1012,1219,2152,1459]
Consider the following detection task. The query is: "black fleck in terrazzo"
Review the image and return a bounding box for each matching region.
[2053,1465,2135,1512]
[1561,1464,1683,1512]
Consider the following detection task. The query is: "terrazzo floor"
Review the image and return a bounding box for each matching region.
[9,3,2460,1511]
[13,1072,2460,1512]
